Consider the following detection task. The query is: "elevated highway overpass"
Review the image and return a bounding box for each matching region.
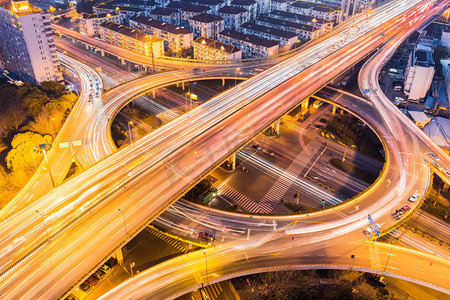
[0,0,448,298]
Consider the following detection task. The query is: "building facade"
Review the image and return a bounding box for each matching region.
[79,12,121,36]
[0,0,62,83]
[217,6,249,30]
[256,15,321,40]
[93,3,143,23]
[166,2,211,27]
[98,20,164,57]
[239,21,297,48]
[129,15,193,53]
[230,0,257,21]
[289,1,343,23]
[149,7,181,25]
[269,0,295,11]
[268,9,333,33]
[218,28,279,57]
[193,36,242,60]
[189,13,224,39]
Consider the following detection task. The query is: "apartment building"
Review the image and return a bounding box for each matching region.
[256,15,320,40]
[269,0,295,11]
[217,6,249,29]
[129,14,193,53]
[289,1,343,23]
[0,0,62,83]
[218,28,279,57]
[79,12,121,36]
[149,7,181,24]
[189,13,224,39]
[239,21,297,48]
[166,1,211,27]
[230,0,257,20]
[93,3,143,23]
[269,9,333,33]
[193,36,242,60]
[98,20,164,57]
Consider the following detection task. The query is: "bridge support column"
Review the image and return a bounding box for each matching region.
[152,89,155,99]
[120,58,126,65]
[272,119,280,135]
[226,152,237,170]
[142,65,147,74]
[71,38,75,43]
[222,78,225,86]
[332,105,337,115]
[115,248,124,265]
[301,97,309,113]
[182,81,185,90]
[100,50,105,57]
[85,43,89,50]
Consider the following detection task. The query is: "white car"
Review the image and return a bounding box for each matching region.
[408,193,420,202]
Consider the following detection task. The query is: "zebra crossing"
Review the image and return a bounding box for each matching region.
[283,122,307,134]
[145,227,189,253]
[258,149,309,212]
[190,283,223,300]
[213,180,261,213]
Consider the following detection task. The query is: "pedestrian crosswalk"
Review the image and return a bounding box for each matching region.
[283,122,307,134]
[145,227,189,253]
[190,283,223,300]
[213,180,261,213]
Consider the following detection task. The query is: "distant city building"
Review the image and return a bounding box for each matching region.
[268,9,333,33]
[166,1,211,27]
[183,0,225,14]
[0,0,62,83]
[239,22,297,48]
[129,15,193,53]
[193,36,242,60]
[93,3,144,23]
[255,0,270,14]
[289,1,343,23]
[269,0,295,11]
[79,12,121,36]
[108,0,158,12]
[310,0,351,18]
[98,20,164,57]
[149,7,181,24]
[217,6,249,29]
[256,15,321,40]
[189,13,224,39]
[230,0,257,21]
[218,28,279,57]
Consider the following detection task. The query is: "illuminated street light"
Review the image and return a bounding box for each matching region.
[118,208,129,235]
[34,144,55,188]
[128,121,133,143]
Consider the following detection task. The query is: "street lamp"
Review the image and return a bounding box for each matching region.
[35,210,50,241]
[127,121,133,143]
[235,68,240,88]
[34,144,55,188]
[49,117,56,140]
[118,208,129,235]
[203,251,208,286]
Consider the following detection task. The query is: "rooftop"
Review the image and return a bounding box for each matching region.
[166,1,210,12]
[109,0,157,6]
[80,11,119,20]
[99,20,162,42]
[2,0,42,15]
[149,7,179,15]
[218,5,247,14]
[269,9,331,24]
[184,0,225,6]
[230,0,256,6]
[190,12,223,22]
[129,15,192,34]
[290,1,342,12]
[257,15,321,32]
[240,22,297,39]
[94,3,143,12]
[194,36,242,54]
[219,29,279,48]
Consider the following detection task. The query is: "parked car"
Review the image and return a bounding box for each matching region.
[400,205,411,212]
[314,124,324,130]
[408,193,420,202]
[319,118,328,123]
[99,264,111,273]
[93,269,106,279]
[370,274,387,286]
[86,275,99,286]
[263,149,275,157]
[79,282,92,293]
[251,144,261,150]
[198,231,215,242]
[104,257,118,268]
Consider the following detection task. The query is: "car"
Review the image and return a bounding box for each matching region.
[408,193,420,202]
[104,257,118,268]
[263,149,275,157]
[198,231,215,242]
[370,274,387,287]
[367,223,381,234]
[400,205,411,212]
[251,144,261,150]
[314,124,324,130]
[93,269,106,279]
[394,96,405,103]
[79,282,92,293]
[99,264,111,273]
[444,170,450,177]
[86,275,99,286]
[319,118,327,123]
[431,162,443,171]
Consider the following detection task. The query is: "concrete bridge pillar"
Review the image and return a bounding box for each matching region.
[115,249,124,265]
[272,118,280,135]
[226,152,237,170]
[85,43,89,50]
[301,97,309,113]
[222,78,225,86]
[332,105,337,115]
[71,38,75,43]
[142,65,147,74]
[182,81,185,90]
[152,90,155,99]
[100,50,105,57]
[120,58,126,65]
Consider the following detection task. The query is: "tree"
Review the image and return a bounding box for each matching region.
[6,132,51,171]
[40,81,65,98]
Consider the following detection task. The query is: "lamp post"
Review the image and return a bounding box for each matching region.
[342,144,348,162]
[118,208,129,235]
[30,148,37,171]
[34,144,55,188]
[128,121,133,143]
[35,210,50,241]
[203,251,208,286]
[130,261,136,284]
[235,68,240,88]
[49,117,56,140]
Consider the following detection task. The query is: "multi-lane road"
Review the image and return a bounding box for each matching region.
[0,0,449,298]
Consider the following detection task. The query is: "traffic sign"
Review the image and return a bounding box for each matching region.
[364,88,370,93]
[368,214,374,225]
[374,224,381,237]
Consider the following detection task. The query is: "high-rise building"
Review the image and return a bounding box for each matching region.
[0,0,62,84]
